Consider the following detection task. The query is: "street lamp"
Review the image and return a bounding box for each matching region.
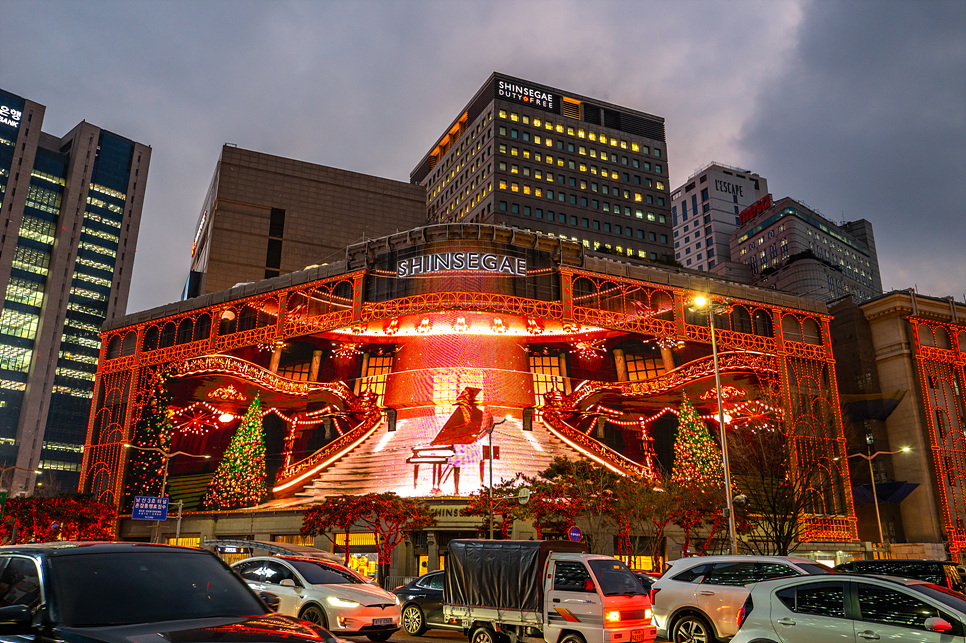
[691,295,738,555]
[487,415,510,540]
[848,439,911,546]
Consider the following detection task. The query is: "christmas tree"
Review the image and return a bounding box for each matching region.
[671,395,724,490]
[202,395,267,509]
[123,375,173,509]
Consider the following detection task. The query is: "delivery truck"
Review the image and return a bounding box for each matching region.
[444,540,656,643]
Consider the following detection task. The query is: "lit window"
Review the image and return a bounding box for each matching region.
[510,112,519,121]
[631,143,640,152]
[499,110,507,118]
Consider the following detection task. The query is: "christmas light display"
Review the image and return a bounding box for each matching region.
[123,375,173,508]
[201,395,268,510]
[0,494,116,544]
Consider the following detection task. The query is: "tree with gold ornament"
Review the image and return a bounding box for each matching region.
[672,395,728,555]
[202,395,267,509]
[123,373,173,511]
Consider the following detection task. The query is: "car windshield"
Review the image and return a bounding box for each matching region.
[288,559,367,585]
[588,559,647,596]
[49,550,266,626]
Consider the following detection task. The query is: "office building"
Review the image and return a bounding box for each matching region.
[410,73,674,264]
[185,145,427,298]
[0,88,150,495]
[730,196,882,303]
[670,162,768,272]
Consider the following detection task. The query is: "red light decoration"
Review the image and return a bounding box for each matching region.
[333,342,362,359]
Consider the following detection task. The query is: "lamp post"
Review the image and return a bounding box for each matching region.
[123,444,210,543]
[487,415,510,540]
[691,296,738,555]
[848,440,910,546]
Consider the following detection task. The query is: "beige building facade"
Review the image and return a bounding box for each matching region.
[185,145,427,297]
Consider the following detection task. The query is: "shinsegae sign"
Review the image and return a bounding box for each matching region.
[397,251,527,278]
[497,80,555,110]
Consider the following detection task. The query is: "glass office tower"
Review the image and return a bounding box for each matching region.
[0,88,150,495]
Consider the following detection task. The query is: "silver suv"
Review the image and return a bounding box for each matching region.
[650,555,831,642]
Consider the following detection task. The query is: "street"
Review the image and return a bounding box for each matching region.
[349,626,670,643]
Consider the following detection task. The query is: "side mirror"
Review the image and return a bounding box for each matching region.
[279,579,296,587]
[924,617,953,633]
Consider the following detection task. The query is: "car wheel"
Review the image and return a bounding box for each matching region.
[299,604,328,628]
[470,626,497,643]
[559,634,586,643]
[671,613,715,643]
[402,604,427,635]
[367,632,393,642]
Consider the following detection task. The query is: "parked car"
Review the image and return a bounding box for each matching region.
[834,558,966,593]
[732,572,966,642]
[650,555,832,642]
[232,555,401,640]
[392,570,463,635]
[0,541,339,642]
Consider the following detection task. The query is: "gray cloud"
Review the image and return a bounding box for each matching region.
[1,0,961,311]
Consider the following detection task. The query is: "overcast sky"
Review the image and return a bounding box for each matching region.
[1,0,963,314]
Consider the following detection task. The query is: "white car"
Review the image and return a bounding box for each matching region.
[233,556,401,640]
[650,555,831,642]
[733,573,966,642]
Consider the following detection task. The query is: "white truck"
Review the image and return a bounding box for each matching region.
[444,539,656,643]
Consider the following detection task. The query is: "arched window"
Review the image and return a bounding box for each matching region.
[935,327,951,350]
[731,306,752,334]
[194,314,212,341]
[782,315,803,343]
[919,323,936,347]
[106,335,122,359]
[121,331,137,356]
[802,319,822,345]
[142,326,159,352]
[753,310,773,337]
[159,322,177,348]
[176,318,194,344]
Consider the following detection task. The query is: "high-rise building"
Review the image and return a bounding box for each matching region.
[0,88,150,495]
[670,162,769,272]
[410,73,674,263]
[730,196,882,303]
[185,145,427,298]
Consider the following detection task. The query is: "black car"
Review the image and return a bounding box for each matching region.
[0,541,340,642]
[834,558,966,593]
[392,570,462,636]
[632,570,660,593]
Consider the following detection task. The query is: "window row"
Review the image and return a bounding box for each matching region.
[497,108,663,158]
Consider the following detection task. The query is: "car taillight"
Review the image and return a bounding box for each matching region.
[650,587,660,605]
[736,595,754,629]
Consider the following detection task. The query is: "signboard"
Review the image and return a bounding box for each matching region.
[568,525,582,542]
[397,252,526,278]
[132,496,169,521]
[496,79,557,112]
[738,194,773,226]
[0,104,21,129]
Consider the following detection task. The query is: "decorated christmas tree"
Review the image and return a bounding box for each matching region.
[202,395,267,509]
[671,395,724,490]
[123,374,173,509]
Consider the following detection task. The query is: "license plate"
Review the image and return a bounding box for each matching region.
[373,618,393,626]
[631,630,647,642]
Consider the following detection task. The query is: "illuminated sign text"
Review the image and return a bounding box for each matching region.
[0,105,22,129]
[497,80,555,110]
[738,194,773,226]
[397,252,527,278]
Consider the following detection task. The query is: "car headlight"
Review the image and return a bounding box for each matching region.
[394,595,401,606]
[327,596,362,608]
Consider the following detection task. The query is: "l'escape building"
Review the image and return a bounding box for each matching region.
[0,88,149,496]
[411,73,674,265]
[81,223,861,575]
